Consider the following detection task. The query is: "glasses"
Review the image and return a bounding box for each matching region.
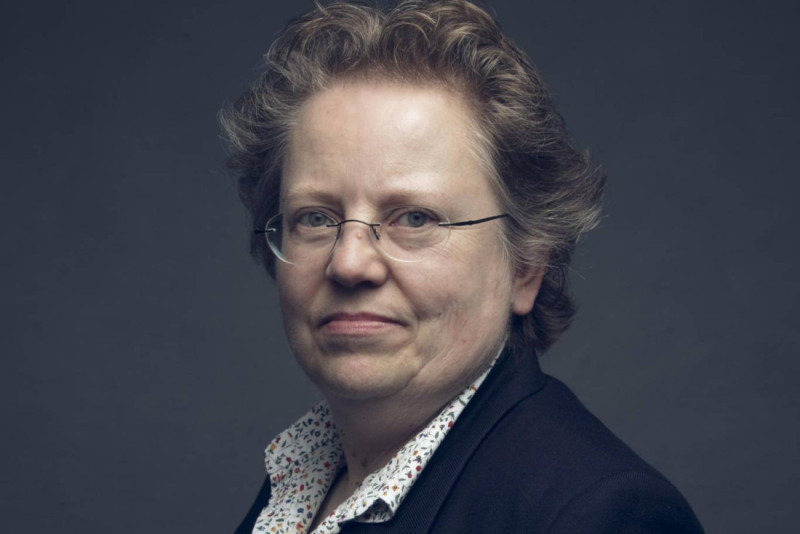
[255,206,508,265]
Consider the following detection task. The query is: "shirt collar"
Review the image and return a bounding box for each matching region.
[256,351,501,533]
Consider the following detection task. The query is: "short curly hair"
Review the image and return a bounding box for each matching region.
[220,0,605,356]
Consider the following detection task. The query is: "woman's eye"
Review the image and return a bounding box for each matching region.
[296,211,334,227]
[395,210,434,228]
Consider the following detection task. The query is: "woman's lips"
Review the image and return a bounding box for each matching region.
[320,312,403,335]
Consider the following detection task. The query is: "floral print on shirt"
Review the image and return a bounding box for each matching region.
[252,356,498,534]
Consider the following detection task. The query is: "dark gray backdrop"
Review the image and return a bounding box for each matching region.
[3,0,798,532]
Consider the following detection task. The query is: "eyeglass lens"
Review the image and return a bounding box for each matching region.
[265,209,451,264]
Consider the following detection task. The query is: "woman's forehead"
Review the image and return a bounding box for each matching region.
[290,81,475,155]
[280,81,496,209]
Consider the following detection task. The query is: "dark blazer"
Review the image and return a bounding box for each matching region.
[236,351,704,533]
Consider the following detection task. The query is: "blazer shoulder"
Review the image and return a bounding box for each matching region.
[544,470,705,533]
[435,376,703,532]
[486,375,661,479]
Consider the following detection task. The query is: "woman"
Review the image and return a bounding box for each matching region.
[222,1,703,532]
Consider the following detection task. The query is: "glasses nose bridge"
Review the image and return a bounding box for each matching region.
[331,218,382,251]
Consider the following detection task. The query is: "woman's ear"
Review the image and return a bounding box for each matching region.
[511,264,545,316]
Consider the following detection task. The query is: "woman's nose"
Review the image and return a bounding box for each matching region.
[325,222,389,287]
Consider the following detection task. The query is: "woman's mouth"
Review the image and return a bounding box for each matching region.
[320,312,403,335]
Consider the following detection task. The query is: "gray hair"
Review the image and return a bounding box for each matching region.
[220,0,605,356]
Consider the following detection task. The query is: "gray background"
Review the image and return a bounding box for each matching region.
[2,0,798,532]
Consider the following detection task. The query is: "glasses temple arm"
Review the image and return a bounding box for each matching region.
[439,214,508,227]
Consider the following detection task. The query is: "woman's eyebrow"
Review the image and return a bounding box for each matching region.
[282,186,451,208]
[281,187,340,208]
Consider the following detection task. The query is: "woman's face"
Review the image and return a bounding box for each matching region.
[276,80,539,406]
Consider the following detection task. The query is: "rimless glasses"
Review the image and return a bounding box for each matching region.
[255,206,508,265]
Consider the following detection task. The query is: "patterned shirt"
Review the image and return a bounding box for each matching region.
[251,357,498,534]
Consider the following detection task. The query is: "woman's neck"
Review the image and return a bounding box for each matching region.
[327,389,451,485]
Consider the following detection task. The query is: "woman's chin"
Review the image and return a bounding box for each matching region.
[303,351,419,402]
